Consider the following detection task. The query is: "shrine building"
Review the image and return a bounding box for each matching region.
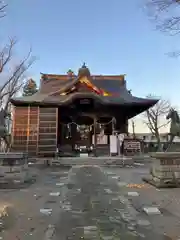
[10,64,158,157]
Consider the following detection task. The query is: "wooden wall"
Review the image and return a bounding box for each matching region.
[12,106,29,152]
[38,107,58,157]
[28,107,38,155]
[12,106,58,157]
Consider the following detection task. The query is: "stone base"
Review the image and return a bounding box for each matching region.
[142,176,180,188]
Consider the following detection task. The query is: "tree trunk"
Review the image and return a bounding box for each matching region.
[155,133,162,151]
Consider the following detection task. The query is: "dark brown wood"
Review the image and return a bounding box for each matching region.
[93,117,97,156]
[12,106,28,152]
[27,106,38,156]
[38,107,58,157]
[12,106,38,156]
[12,104,128,157]
[12,106,58,157]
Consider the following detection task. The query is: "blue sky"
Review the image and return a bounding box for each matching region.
[1,0,180,105]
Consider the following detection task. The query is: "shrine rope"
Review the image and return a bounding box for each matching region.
[62,117,116,128]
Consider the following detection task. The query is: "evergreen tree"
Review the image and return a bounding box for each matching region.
[23,79,38,96]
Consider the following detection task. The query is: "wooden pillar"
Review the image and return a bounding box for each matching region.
[26,106,30,152]
[56,108,58,149]
[111,117,116,135]
[36,107,40,155]
[93,116,97,156]
[11,106,15,147]
[71,123,77,150]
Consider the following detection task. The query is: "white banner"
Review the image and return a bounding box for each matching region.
[110,135,117,154]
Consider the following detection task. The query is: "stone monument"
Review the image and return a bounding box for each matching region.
[143,108,180,188]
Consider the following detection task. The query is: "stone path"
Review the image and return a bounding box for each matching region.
[53,165,170,239]
[1,164,180,239]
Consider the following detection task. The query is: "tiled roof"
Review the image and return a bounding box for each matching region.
[10,74,159,113]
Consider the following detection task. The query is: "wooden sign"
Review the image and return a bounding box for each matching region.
[123,139,141,156]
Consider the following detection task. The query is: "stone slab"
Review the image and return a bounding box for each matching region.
[40,208,52,215]
[127,192,139,197]
[49,192,60,197]
[143,207,161,215]
[111,176,120,180]
[137,219,151,226]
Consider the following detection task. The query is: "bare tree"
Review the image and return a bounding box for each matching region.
[146,0,180,34]
[0,3,35,112]
[0,2,35,151]
[0,38,35,112]
[0,1,7,18]
[144,97,171,149]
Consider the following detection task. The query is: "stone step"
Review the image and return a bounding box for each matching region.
[51,157,134,166]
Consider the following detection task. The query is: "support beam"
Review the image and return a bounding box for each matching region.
[93,116,97,156]
[26,106,30,152]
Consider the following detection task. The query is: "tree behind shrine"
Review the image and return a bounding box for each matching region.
[22,79,38,96]
[145,0,180,34]
[143,96,171,150]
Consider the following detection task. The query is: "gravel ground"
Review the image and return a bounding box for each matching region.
[0,164,180,239]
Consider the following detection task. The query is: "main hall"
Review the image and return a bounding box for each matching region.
[10,64,158,157]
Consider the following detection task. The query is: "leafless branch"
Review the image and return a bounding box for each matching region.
[166,51,180,57]
[0,47,33,94]
[0,38,17,73]
[0,1,7,18]
[146,0,180,13]
[146,0,180,34]
[158,119,171,128]
[143,97,171,145]
[0,38,36,111]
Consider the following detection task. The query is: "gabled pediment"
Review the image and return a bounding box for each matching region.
[57,76,111,97]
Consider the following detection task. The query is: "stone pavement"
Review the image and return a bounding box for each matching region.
[0,164,180,239]
[102,166,180,240]
[53,165,170,239]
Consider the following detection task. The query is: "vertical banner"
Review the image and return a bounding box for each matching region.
[110,135,117,154]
